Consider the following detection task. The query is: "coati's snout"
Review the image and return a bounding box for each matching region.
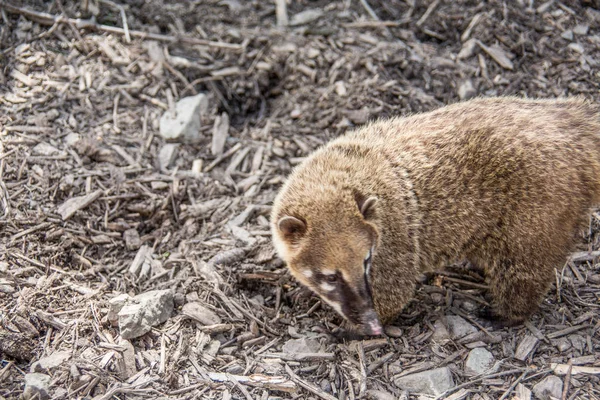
[271,192,383,335]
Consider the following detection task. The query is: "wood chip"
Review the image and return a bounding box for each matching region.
[57,189,104,220]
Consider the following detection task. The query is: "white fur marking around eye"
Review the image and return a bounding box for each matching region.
[320,282,336,292]
[321,269,336,276]
[302,269,313,278]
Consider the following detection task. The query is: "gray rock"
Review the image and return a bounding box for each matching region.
[561,30,574,40]
[108,293,131,326]
[465,348,495,375]
[568,43,585,53]
[282,337,323,354]
[123,228,141,251]
[23,373,51,400]
[117,289,174,339]
[32,142,63,156]
[394,367,455,396]
[458,80,477,100]
[431,319,451,343]
[573,24,589,35]
[30,351,71,373]
[181,301,222,325]
[158,143,179,171]
[159,93,208,142]
[446,315,477,339]
[290,9,323,26]
[532,375,563,400]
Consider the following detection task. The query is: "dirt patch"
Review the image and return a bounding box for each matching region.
[1,0,599,398]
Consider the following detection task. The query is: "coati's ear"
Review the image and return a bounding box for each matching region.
[355,192,378,220]
[277,216,307,239]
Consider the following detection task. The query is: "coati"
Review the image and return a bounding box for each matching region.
[270,96,600,335]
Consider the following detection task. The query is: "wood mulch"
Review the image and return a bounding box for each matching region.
[0,0,599,399]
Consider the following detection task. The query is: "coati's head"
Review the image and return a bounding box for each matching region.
[271,190,383,335]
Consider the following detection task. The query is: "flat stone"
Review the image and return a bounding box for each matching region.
[561,30,574,40]
[532,375,563,400]
[32,142,63,156]
[117,289,174,339]
[458,80,476,100]
[108,293,131,326]
[30,351,71,373]
[465,348,495,376]
[282,337,323,354]
[431,319,451,343]
[181,301,222,325]
[573,24,589,35]
[23,373,51,400]
[394,367,455,396]
[568,43,585,53]
[123,228,141,251]
[159,93,208,142]
[158,143,179,171]
[446,315,477,339]
[290,9,323,26]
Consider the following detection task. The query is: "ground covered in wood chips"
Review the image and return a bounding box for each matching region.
[1,0,600,399]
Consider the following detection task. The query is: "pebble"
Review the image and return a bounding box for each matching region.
[32,142,62,156]
[573,24,589,35]
[159,93,208,142]
[384,326,403,338]
[282,337,323,354]
[181,301,222,325]
[532,375,563,400]
[394,367,455,396]
[117,289,174,339]
[458,80,477,100]
[290,9,324,26]
[30,351,71,373]
[123,228,141,251]
[158,143,179,171]
[568,43,585,53]
[446,315,477,339]
[23,373,51,400]
[431,320,451,343]
[561,30,574,40]
[108,293,131,326]
[465,347,495,375]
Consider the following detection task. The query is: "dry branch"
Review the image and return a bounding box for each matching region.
[0,1,243,50]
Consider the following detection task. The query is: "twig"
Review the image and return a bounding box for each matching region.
[416,0,441,27]
[435,368,525,400]
[498,369,529,400]
[561,361,573,400]
[0,1,243,50]
[285,364,337,400]
[9,222,51,242]
[359,0,380,20]
[274,0,288,27]
[98,0,130,42]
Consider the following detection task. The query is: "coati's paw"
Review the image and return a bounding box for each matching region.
[478,307,524,329]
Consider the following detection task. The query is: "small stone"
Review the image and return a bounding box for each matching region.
[32,142,62,156]
[30,351,71,373]
[458,80,476,100]
[366,390,396,400]
[573,24,589,35]
[290,9,324,26]
[191,159,203,174]
[553,337,571,352]
[117,289,174,339]
[465,348,495,376]
[516,383,532,400]
[446,315,477,339]
[123,229,141,251]
[117,338,136,379]
[306,48,320,58]
[561,30,574,40]
[159,93,208,142]
[568,43,585,53]
[63,132,81,147]
[432,320,451,343]
[532,375,563,400]
[394,367,455,396]
[158,143,179,171]
[23,373,51,400]
[334,81,347,97]
[290,108,302,119]
[457,38,478,60]
[282,337,323,354]
[108,293,132,326]
[384,326,403,338]
[181,302,222,325]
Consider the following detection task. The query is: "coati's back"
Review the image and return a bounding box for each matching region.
[272,96,600,334]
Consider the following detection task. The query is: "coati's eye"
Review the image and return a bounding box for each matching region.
[324,274,338,284]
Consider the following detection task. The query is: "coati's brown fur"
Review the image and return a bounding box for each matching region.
[271,96,600,334]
